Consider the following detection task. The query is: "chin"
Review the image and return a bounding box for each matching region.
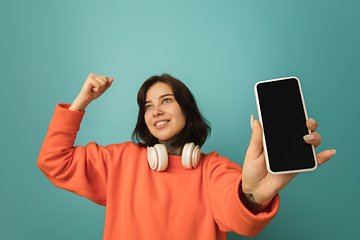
[152,132,177,142]
[156,136,173,141]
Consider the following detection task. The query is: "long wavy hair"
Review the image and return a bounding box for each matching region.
[132,74,211,148]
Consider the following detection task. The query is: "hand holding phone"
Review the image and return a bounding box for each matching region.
[241,78,334,207]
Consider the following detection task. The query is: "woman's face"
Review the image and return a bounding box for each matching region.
[144,82,186,141]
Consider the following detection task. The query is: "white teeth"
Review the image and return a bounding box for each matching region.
[155,121,168,126]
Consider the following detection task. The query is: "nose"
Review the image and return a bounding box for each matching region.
[152,105,163,117]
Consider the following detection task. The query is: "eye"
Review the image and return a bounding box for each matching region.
[145,105,153,110]
[163,98,171,104]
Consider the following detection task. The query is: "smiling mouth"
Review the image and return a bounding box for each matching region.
[155,120,169,127]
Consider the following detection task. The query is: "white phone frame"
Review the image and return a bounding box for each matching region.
[254,76,318,174]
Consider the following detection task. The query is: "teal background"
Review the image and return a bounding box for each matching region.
[1,0,359,239]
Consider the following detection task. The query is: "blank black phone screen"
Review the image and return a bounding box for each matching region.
[256,78,316,173]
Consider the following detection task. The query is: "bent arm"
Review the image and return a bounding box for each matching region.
[37,103,108,205]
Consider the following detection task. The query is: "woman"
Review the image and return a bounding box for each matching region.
[38,73,334,239]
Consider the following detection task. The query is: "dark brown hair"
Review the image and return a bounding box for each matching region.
[132,74,211,147]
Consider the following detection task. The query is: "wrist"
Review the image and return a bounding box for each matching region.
[240,183,273,210]
[242,192,271,210]
[69,96,92,111]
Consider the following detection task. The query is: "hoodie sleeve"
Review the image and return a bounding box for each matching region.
[204,152,280,237]
[37,103,109,206]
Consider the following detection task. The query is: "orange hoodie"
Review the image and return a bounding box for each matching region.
[38,103,279,240]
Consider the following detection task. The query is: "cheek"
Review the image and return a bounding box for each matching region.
[176,110,187,129]
[180,114,187,129]
[144,113,151,129]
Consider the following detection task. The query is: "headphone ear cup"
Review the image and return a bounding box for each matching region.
[147,146,158,170]
[192,145,201,168]
[182,143,201,169]
[147,144,168,171]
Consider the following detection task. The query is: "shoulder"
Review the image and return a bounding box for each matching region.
[103,141,145,152]
[201,151,232,163]
[201,151,242,171]
[95,142,148,167]
[85,141,145,156]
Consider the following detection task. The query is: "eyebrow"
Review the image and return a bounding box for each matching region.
[145,94,174,104]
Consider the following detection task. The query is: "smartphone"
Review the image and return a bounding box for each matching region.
[254,77,317,174]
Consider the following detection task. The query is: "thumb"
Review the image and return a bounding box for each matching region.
[246,115,264,160]
[105,77,115,91]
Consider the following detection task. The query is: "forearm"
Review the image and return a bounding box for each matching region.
[69,96,92,111]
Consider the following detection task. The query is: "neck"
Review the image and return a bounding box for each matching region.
[159,136,183,156]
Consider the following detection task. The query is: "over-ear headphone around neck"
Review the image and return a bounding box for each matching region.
[147,143,201,171]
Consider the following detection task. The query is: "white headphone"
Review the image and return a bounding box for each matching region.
[147,143,201,171]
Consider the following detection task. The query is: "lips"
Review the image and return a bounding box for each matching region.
[154,120,169,128]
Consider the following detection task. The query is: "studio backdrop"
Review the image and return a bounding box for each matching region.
[1,0,359,239]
